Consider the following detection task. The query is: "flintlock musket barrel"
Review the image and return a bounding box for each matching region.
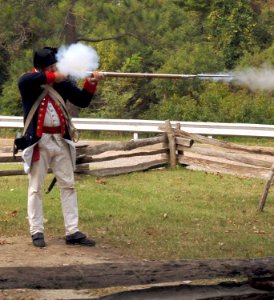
[87,71,234,79]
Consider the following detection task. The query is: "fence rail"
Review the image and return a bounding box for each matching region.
[0,116,274,138]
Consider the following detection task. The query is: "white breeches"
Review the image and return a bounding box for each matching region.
[27,134,79,235]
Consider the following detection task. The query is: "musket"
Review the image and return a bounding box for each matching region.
[87,71,234,79]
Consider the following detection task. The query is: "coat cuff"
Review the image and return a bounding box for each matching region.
[83,79,97,93]
[45,71,56,84]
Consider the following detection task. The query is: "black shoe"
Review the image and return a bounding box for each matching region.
[65,231,96,247]
[32,232,46,248]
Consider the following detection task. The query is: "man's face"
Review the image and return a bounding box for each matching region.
[43,64,57,72]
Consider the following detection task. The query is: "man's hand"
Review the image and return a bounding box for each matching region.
[88,71,104,83]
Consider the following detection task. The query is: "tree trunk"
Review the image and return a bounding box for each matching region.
[64,0,80,117]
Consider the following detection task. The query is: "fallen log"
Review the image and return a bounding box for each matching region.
[0,257,273,289]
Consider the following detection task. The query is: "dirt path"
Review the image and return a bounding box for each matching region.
[0,235,132,268]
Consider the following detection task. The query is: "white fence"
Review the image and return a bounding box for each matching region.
[0,115,274,138]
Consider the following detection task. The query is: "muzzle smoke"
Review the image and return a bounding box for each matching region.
[235,66,274,92]
[203,66,274,91]
[56,42,99,79]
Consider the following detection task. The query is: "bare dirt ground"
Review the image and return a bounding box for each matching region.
[0,235,132,268]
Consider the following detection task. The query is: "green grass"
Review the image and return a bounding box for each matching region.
[219,136,274,147]
[0,167,273,260]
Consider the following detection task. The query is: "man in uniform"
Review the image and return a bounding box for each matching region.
[18,47,103,248]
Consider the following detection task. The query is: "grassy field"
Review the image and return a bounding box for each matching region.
[0,166,273,260]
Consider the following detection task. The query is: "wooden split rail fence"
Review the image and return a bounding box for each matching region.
[0,120,273,210]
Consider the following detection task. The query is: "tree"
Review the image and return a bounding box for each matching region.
[0,45,9,94]
[206,0,260,69]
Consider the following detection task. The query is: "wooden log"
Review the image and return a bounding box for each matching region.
[75,143,89,156]
[175,137,194,148]
[84,135,167,156]
[83,158,168,177]
[0,156,23,163]
[258,162,274,211]
[165,120,177,168]
[0,257,273,289]
[175,123,185,156]
[174,128,274,156]
[77,148,168,165]
[75,164,90,173]
[178,144,272,169]
[75,143,89,149]
[88,281,274,299]
[0,169,60,177]
[0,146,88,163]
[178,155,269,178]
[0,170,25,176]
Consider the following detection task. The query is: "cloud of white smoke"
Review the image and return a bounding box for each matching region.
[234,66,274,92]
[201,66,274,91]
[56,42,99,79]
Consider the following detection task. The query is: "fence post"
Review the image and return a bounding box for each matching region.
[165,120,177,169]
[258,162,274,212]
[133,132,139,140]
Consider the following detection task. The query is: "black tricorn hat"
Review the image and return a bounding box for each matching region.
[33,47,58,70]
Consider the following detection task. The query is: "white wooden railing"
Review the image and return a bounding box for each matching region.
[0,116,273,139]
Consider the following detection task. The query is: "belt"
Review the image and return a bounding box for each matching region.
[43,126,62,134]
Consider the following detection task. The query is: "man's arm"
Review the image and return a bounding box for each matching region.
[59,71,104,108]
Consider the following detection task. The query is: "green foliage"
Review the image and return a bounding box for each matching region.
[206,0,259,69]
[239,42,274,67]
[0,49,33,115]
[0,46,9,92]
[197,83,274,124]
